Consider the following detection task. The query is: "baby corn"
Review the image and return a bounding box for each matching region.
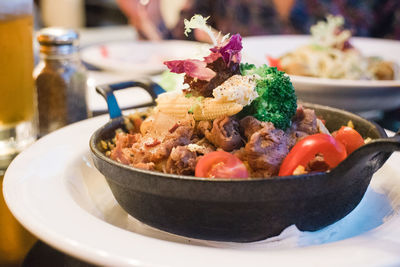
[193,98,242,120]
[156,93,243,120]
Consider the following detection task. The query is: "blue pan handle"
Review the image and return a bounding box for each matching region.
[96,80,166,119]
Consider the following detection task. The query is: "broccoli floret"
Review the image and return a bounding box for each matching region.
[240,63,264,76]
[240,63,297,130]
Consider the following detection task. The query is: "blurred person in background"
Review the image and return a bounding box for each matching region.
[116,0,400,41]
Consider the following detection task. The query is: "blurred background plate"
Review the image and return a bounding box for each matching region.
[242,35,400,113]
[81,40,211,74]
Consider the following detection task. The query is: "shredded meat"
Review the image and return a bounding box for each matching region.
[245,122,289,178]
[192,138,216,155]
[166,146,197,175]
[110,122,194,170]
[110,132,140,164]
[141,124,193,163]
[203,116,243,152]
[110,146,132,165]
[133,162,156,171]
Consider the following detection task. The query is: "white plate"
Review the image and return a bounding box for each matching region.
[3,116,400,266]
[242,35,400,112]
[81,40,211,75]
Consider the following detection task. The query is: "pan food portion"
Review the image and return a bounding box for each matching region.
[277,15,399,80]
[90,15,400,241]
[100,15,369,179]
[102,105,365,178]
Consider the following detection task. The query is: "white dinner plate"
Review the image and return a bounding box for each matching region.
[81,40,211,75]
[242,35,400,112]
[3,115,400,266]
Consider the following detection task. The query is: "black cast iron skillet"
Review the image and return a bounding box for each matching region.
[90,80,400,242]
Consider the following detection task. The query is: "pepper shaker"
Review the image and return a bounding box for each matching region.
[34,27,89,137]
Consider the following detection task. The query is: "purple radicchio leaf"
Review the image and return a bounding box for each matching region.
[210,33,242,66]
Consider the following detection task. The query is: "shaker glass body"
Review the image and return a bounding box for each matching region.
[34,52,88,136]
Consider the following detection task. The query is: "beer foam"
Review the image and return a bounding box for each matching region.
[0,0,32,20]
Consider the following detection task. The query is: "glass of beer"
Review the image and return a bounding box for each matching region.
[0,0,37,174]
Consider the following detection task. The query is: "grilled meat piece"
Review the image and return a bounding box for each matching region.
[166,145,198,175]
[202,116,243,152]
[288,106,318,147]
[291,106,318,135]
[245,122,289,178]
[239,116,264,140]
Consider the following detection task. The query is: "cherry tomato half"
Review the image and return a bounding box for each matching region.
[266,55,282,71]
[332,126,364,155]
[279,133,347,176]
[195,151,249,179]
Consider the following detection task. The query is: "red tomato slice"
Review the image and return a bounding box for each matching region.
[195,151,249,179]
[266,55,282,71]
[332,126,364,155]
[279,133,347,176]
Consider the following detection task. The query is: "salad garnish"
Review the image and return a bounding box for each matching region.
[164,14,296,130]
[183,14,219,46]
[310,15,352,50]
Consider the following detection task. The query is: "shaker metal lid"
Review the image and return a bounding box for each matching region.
[37,27,79,46]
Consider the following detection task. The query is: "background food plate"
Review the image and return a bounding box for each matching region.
[3,115,400,266]
[81,40,211,75]
[242,35,400,113]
